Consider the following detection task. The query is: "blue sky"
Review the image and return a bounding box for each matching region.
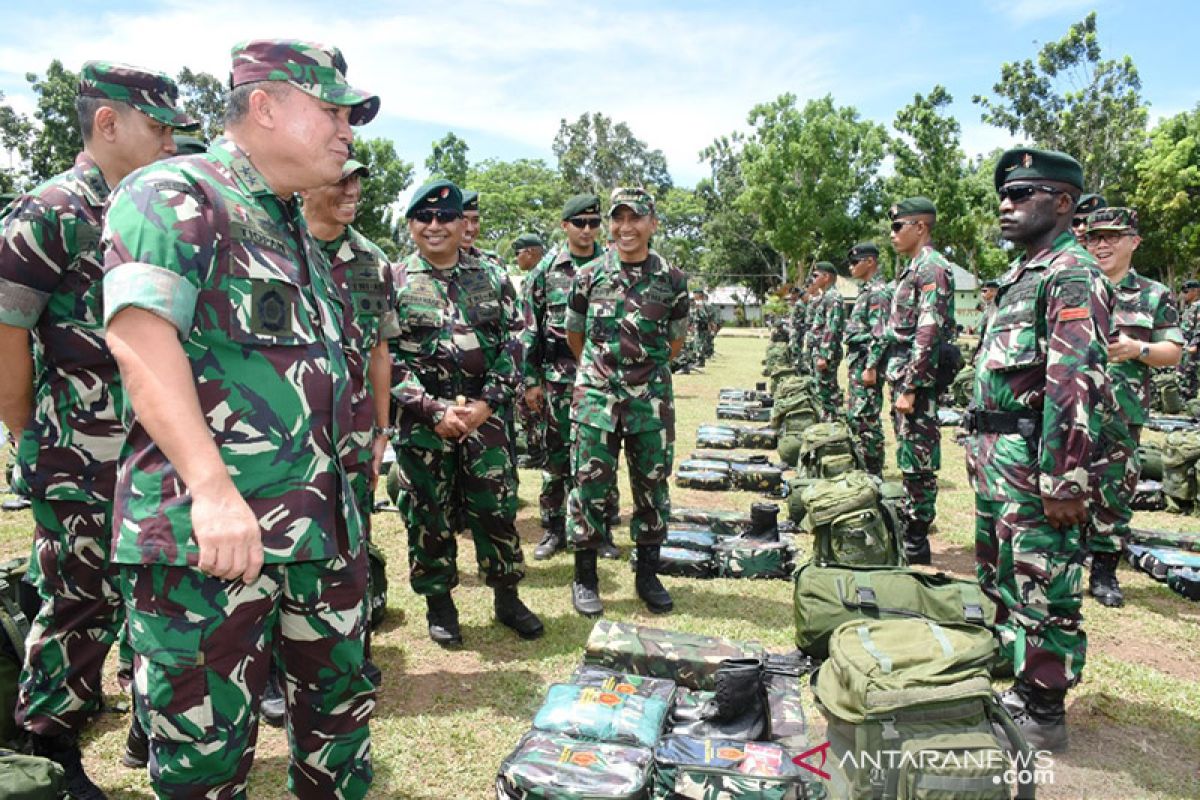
[0,0,1194,188]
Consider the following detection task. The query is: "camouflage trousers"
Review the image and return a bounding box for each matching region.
[846,351,885,474]
[516,391,546,466]
[890,385,940,524]
[17,498,122,736]
[394,415,525,596]
[122,555,375,800]
[975,494,1087,691]
[540,382,618,534]
[1179,350,1198,400]
[813,359,843,422]
[568,422,672,549]
[1087,419,1140,555]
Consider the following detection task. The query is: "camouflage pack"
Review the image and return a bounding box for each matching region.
[669,508,753,539]
[1161,429,1200,505]
[675,470,733,492]
[496,730,653,799]
[570,665,678,704]
[714,540,794,580]
[1167,567,1200,601]
[665,525,721,551]
[690,450,770,466]
[1129,527,1200,553]
[679,459,733,474]
[1126,544,1200,581]
[728,424,779,450]
[583,621,765,691]
[729,462,785,494]
[650,736,811,800]
[719,387,772,403]
[717,404,772,422]
[696,425,739,449]
[632,546,715,579]
[1152,370,1185,414]
[764,671,809,753]
[533,683,671,748]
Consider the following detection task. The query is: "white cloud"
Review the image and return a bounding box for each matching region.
[959,121,1021,160]
[985,0,1100,26]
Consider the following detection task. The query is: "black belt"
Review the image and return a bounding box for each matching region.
[965,408,1039,438]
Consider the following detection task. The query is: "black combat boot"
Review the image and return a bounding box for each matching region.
[999,681,1069,753]
[260,663,286,728]
[597,539,622,560]
[634,545,674,614]
[533,522,565,560]
[903,519,932,565]
[1088,551,1124,607]
[425,592,463,647]
[121,713,149,769]
[30,731,108,800]
[671,658,770,741]
[494,586,544,640]
[747,503,780,542]
[572,550,604,617]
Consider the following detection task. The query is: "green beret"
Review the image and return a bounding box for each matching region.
[981,279,999,289]
[1086,206,1139,233]
[562,193,601,220]
[994,147,1083,190]
[340,158,369,180]
[848,242,879,260]
[404,179,462,218]
[229,39,379,126]
[512,233,545,252]
[1181,280,1200,291]
[79,61,197,129]
[461,190,479,212]
[1075,193,1107,216]
[608,187,655,217]
[889,197,936,219]
[813,261,837,276]
[172,134,207,155]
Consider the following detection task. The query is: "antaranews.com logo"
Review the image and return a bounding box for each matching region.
[793,741,1056,788]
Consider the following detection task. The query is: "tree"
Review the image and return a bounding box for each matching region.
[176,67,225,141]
[973,12,1147,196]
[425,132,469,186]
[1130,106,1200,283]
[739,94,888,280]
[22,60,81,183]
[0,91,31,193]
[461,158,570,254]
[552,112,672,199]
[351,137,414,260]
[654,187,705,275]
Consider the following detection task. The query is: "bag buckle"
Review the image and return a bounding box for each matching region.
[856,587,878,607]
[964,603,985,624]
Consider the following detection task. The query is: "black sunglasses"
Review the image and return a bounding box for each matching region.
[890,219,920,233]
[412,209,462,224]
[997,183,1064,203]
[567,216,603,230]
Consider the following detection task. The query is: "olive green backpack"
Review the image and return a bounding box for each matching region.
[800,472,901,568]
[1161,429,1200,510]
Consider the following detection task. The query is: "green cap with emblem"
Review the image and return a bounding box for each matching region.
[340,158,369,180]
[405,179,462,218]
[512,233,544,252]
[461,190,479,212]
[994,147,1083,190]
[79,61,198,129]
[608,187,655,217]
[888,197,936,220]
[1075,193,1107,216]
[172,133,207,155]
[562,193,601,220]
[981,278,999,289]
[848,242,879,260]
[813,260,838,276]
[229,39,380,126]
[1086,206,1139,233]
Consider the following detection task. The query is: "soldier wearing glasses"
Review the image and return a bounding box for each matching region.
[389,180,543,647]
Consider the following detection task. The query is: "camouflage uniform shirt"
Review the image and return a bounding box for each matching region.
[521,243,603,388]
[565,250,689,433]
[845,274,892,370]
[101,138,362,565]
[886,245,957,394]
[813,287,845,364]
[1106,269,1183,425]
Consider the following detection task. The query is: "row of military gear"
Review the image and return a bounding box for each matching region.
[631,504,795,580]
[1125,523,1200,602]
[497,620,822,799]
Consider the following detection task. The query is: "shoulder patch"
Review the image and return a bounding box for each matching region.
[1059,307,1090,322]
[1163,303,1179,325]
[1059,280,1089,308]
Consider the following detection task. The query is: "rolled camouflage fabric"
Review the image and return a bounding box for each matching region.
[78,61,197,129]
[230,39,380,125]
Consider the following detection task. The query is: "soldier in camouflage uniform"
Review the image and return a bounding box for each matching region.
[788,281,812,374]
[698,290,717,357]
[885,196,957,564]
[967,148,1112,752]
[1175,280,1200,399]
[684,288,709,368]
[101,41,379,798]
[389,179,543,647]
[523,195,620,561]
[810,261,845,421]
[0,61,195,797]
[1071,192,1106,241]
[1081,207,1182,607]
[565,188,689,618]
[844,243,892,475]
[511,233,547,469]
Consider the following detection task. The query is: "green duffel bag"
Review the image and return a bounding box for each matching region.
[793,562,998,659]
[1153,370,1185,414]
[650,736,809,800]
[583,621,765,691]
[815,618,1033,800]
[1137,441,1163,481]
[0,749,65,800]
[713,539,794,579]
[631,547,714,579]
[800,471,878,531]
[778,433,804,468]
[496,730,653,800]
[816,506,902,568]
[1161,429,1200,502]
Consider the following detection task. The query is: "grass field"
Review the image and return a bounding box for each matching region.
[2,330,1198,798]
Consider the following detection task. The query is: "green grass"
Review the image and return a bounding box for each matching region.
[1,330,1198,799]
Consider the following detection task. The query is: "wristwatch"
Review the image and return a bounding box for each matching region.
[374,425,397,438]
[1139,344,1151,361]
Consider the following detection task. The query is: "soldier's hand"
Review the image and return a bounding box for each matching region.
[525,386,545,412]
[1107,334,1141,363]
[816,358,828,371]
[1043,496,1088,530]
[457,400,493,441]
[191,484,263,583]
[434,407,470,439]
[862,367,877,387]
[894,391,916,415]
[371,434,389,487]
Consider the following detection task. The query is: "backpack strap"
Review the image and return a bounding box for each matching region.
[855,625,893,673]
[986,693,1038,800]
[0,582,29,662]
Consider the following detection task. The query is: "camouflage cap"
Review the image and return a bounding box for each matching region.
[172,134,207,155]
[994,147,1083,190]
[512,233,545,252]
[888,197,936,220]
[1086,206,1139,233]
[79,61,198,129]
[562,193,601,219]
[1075,193,1107,216]
[462,190,479,212]
[404,179,462,218]
[340,158,369,181]
[848,242,879,261]
[229,39,380,126]
[608,187,655,217]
